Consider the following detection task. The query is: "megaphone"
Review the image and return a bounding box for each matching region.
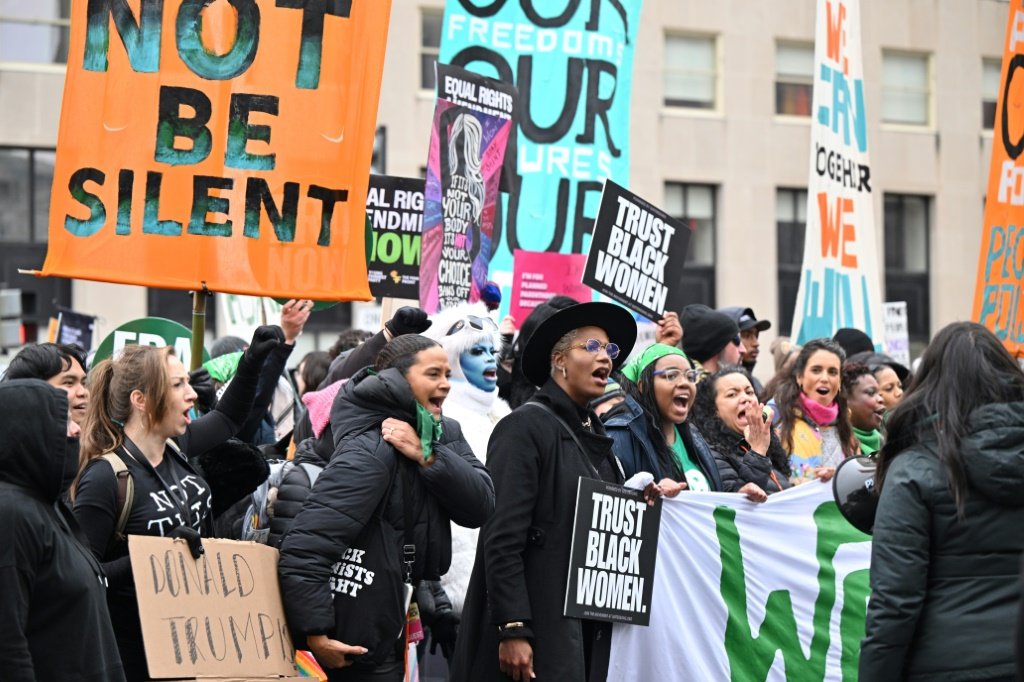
[832,455,877,535]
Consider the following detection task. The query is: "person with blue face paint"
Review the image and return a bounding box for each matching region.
[424,303,511,618]
[460,340,499,393]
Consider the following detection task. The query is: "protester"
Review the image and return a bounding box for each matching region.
[423,303,510,615]
[860,321,1024,681]
[328,328,374,360]
[605,342,722,494]
[3,342,90,425]
[0,380,125,682]
[278,335,493,681]
[849,353,908,411]
[294,350,331,397]
[329,306,433,382]
[718,306,771,394]
[498,294,578,409]
[453,301,637,682]
[689,368,790,500]
[206,299,313,445]
[842,362,885,456]
[72,326,282,680]
[770,338,856,483]
[680,304,744,375]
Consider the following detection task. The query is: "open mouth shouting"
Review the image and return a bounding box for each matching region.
[591,366,610,389]
[671,390,692,418]
[482,367,498,382]
[427,396,446,416]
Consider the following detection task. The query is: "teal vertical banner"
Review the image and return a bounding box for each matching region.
[439,0,644,307]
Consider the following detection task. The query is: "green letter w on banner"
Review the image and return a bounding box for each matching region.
[716,503,870,682]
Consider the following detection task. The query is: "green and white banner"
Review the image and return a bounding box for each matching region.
[608,482,870,681]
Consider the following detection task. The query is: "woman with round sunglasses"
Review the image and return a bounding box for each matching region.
[453,302,638,682]
[604,343,723,494]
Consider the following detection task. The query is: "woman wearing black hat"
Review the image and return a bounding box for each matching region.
[452,302,637,682]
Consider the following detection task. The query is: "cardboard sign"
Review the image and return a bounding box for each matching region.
[582,180,690,321]
[419,63,516,313]
[41,1,392,301]
[93,316,210,367]
[129,535,298,680]
[790,0,884,346]
[366,175,425,299]
[882,301,911,367]
[972,0,1024,359]
[564,478,662,625]
[509,250,592,322]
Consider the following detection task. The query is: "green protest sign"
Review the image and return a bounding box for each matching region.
[93,317,210,368]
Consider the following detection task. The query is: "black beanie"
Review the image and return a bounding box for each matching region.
[681,304,740,363]
[833,328,874,357]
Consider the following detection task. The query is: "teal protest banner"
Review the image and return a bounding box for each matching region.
[439,0,645,306]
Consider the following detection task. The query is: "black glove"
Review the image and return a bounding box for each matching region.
[384,307,432,337]
[168,525,204,559]
[188,367,218,413]
[244,325,285,365]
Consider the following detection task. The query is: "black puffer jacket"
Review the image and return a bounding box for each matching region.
[699,421,791,494]
[278,367,494,639]
[860,402,1024,681]
[267,432,333,548]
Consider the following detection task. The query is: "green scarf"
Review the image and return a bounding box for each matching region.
[415,403,443,461]
[852,426,882,456]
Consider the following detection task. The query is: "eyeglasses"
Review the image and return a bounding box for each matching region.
[653,368,701,384]
[730,335,742,346]
[446,315,498,336]
[570,339,621,360]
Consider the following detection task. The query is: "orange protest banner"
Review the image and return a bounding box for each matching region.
[974,0,1024,358]
[39,0,391,301]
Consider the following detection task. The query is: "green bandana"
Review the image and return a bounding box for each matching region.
[203,351,242,383]
[852,426,882,456]
[415,403,443,461]
[620,343,689,383]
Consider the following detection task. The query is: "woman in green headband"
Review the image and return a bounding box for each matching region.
[279,334,494,677]
[604,343,724,494]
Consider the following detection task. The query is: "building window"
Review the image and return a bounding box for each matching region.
[775,42,814,117]
[0,148,54,244]
[664,182,716,307]
[881,51,931,126]
[776,188,808,336]
[982,57,1001,131]
[0,1,71,64]
[420,10,443,91]
[884,194,930,343]
[663,34,717,110]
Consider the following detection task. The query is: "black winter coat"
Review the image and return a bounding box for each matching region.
[267,432,332,548]
[0,380,125,682]
[278,367,494,640]
[860,401,1024,681]
[604,396,723,490]
[452,381,624,682]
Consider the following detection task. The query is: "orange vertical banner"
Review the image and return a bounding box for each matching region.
[974,0,1024,359]
[40,0,391,301]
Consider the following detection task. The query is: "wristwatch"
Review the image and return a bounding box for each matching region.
[497,621,525,632]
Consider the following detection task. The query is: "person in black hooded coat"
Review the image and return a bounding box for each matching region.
[278,335,493,681]
[0,379,125,682]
